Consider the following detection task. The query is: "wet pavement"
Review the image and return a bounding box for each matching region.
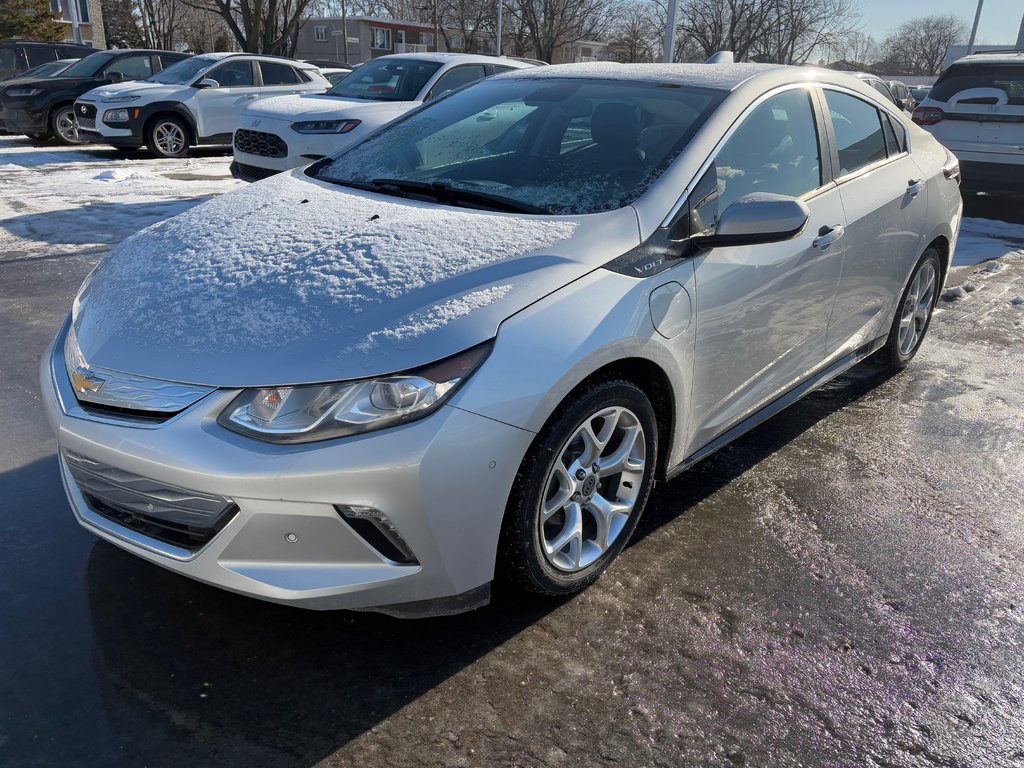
[2,154,1024,765]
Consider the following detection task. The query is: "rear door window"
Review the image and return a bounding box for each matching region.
[0,47,26,70]
[930,64,1024,105]
[260,61,301,85]
[824,90,887,176]
[26,47,58,66]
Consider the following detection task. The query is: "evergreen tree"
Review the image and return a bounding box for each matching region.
[0,0,66,41]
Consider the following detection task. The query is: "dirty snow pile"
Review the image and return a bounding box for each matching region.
[955,217,1024,267]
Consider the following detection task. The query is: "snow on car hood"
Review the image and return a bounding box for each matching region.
[70,170,640,387]
[244,93,417,121]
[82,81,190,102]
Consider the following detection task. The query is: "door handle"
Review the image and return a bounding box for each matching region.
[907,178,925,196]
[813,224,844,249]
[242,94,259,100]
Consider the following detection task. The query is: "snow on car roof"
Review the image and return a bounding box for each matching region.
[374,52,535,68]
[497,62,790,91]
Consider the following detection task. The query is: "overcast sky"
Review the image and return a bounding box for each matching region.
[859,0,1021,44]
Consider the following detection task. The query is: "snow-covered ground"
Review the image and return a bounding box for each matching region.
[1,133,1023,271]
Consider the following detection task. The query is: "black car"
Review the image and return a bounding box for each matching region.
[0,48,190,144]
[0,40,91,81]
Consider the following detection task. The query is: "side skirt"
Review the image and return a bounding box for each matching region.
[666,335,887,480]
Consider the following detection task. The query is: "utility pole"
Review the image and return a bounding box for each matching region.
[967,0,984,55]
[663,0,679,63]
[341,0,349,64]
[491,0,499,56]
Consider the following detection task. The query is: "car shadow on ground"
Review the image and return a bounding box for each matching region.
[0,137,230,166]
[0,363,897,767]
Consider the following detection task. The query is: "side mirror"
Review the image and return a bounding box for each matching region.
[694,193,809,249]
[107,71,124,83]
[194,78,220,89]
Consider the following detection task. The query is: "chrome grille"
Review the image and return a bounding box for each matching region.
[76,101,96,129]
[234,128,288,158]
[64,450,238,550]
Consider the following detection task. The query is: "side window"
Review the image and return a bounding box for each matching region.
[824,90,887,176]
[885,113,906,152]
[714,89,822,212]
[209,60,255,87]
[260,61,301,85]
[105,55,153,79]
[26,47,57,66]
[870,80,897,105]
[429,65,487,99]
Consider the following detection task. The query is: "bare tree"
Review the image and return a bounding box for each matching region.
[505,0,611,62]
[608,0,660,62]
[677,0,773,62]
[136,0,181,50]
[838,29,877,66]
[184,0,318,55]
[881,14,968,75]
[752,0,859,63]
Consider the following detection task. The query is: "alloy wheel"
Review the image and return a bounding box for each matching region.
[540,406,646,572]
[54,108,81,143]
[154,121,186,156]
[897,260,937,356]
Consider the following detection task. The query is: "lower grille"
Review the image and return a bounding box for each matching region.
[231,161,281,182]
[78,117,96,130]
[64,450,237,551]
[234,128,288,158]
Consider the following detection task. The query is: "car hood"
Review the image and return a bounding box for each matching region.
[82,81,190,102]
[244,93,418,120]
[71,170,640,388]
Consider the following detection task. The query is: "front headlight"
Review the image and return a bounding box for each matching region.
[290,119,360,134]
[103,109,130,123]
[103,95,140,103]
[5,87,42,98]
[217,342,491,444]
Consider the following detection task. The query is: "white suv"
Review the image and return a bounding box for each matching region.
[230,53,537,181]
[913,50,1024,192]
[75,53,329,158]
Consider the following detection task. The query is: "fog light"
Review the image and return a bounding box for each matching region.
[335,504,417,564]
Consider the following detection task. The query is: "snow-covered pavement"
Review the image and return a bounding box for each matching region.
[0,136,242,256]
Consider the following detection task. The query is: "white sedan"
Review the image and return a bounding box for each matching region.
[230,53,536,181]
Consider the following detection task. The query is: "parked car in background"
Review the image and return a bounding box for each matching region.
[1,49,190,144]
[0,40,91,81]
[888,80,916,111]
[230,53,538,181]
[911,85,931,104]
[43,62,961,616]
[0,59,78,133]
[851,72,907,112]
[913,50,1024,192]
[76,53,329,157]
[320,67,354,86]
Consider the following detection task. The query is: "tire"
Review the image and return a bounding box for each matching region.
[50,104,85,145]
[498,379,658,595]
[873,247,941,371]
[146,115,190,158]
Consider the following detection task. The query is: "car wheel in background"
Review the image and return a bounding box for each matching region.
[146,115,190,158]
[499,379,658,595]
[874,247,941,371]
[50,105,85,145]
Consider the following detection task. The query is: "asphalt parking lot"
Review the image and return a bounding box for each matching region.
[2,138,1024,767]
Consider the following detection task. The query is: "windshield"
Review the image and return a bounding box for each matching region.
[328,58,442,102]
[146,55,218,84]
[315,77,723,215]
[17,61,68,79]
[60,51,117,78]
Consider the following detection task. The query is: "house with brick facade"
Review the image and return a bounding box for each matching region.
[295,16,439,65]
[52,0,105,48]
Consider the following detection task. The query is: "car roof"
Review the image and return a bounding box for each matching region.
[193,51,320,69]
[495,62,825,91]
[373,52,536,68]
[952,50,1024,65]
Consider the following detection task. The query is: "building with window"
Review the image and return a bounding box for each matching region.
[295,16,439,65]
[51,0,105,48]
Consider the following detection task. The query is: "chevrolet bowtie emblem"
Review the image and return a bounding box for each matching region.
[71,366,105,394]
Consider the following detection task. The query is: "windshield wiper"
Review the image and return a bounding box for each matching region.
[371,178,550,215]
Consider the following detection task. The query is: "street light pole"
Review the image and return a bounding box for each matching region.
[341,0,349,64]
[967,0,984,55]
[496,0,503,56]
[663,0,679,63]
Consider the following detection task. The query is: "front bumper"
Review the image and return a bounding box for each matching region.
[3,102,46,134]
[41,319,535,614]
[232,114,361,181]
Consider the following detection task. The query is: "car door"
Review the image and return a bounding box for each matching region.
[685,87,848,453]
[820,88,928,360]
[193,59,261,138]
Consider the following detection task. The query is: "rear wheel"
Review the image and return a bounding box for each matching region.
[874,247,941,370]
[50,104,85,145]
[146,115,190,158]
[498,380,658,595]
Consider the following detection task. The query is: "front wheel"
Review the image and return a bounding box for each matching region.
[874,247,941,370]
[146,115,190,158]
[498,380,658,595]
[51,104,85,145]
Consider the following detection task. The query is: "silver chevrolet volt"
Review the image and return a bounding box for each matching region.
[42,62,962,616]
